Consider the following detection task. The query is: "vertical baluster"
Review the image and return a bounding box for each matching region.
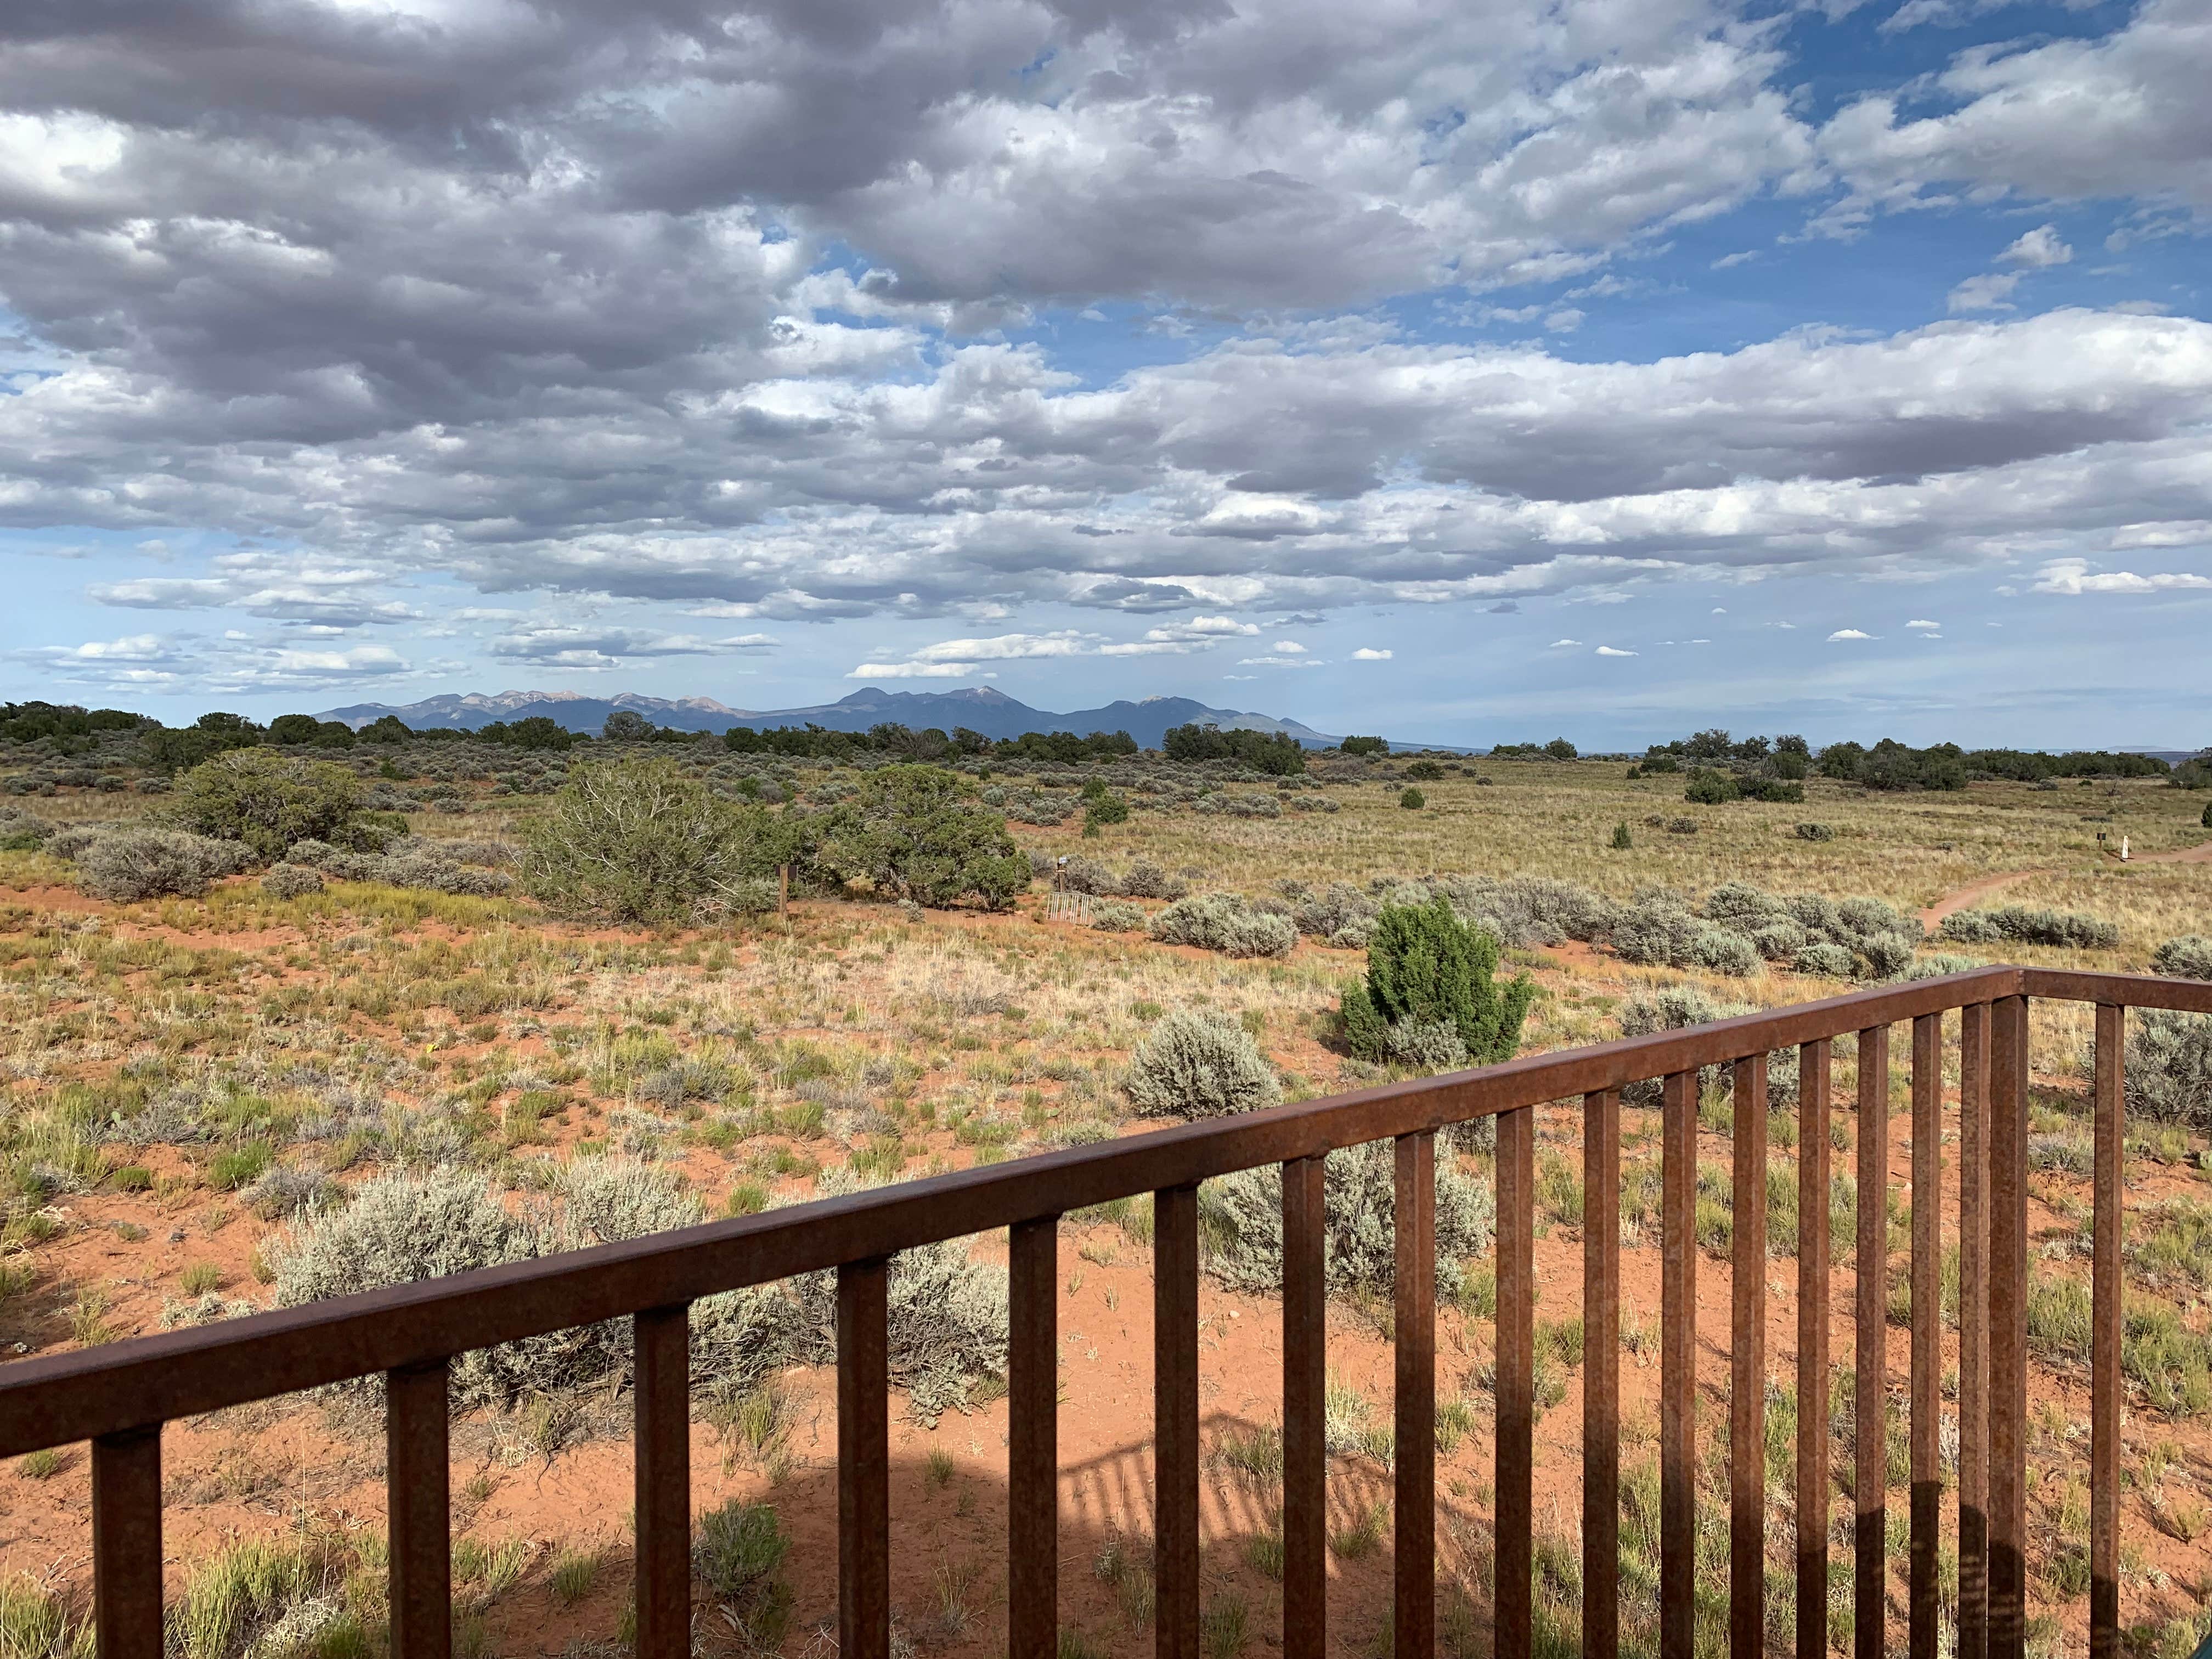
[839,1260,890,1659]
[1988,996,2029,1659]
[1958,1003,1990,1659]
[1011,1218,1060,1659]
[1796,1038,1832,1659]
[387,1359,452,1659]
[1730,1056,1768,1659]
[1583,1089,1621,1659]
[92,1427,162,1659]
[1282,1159,1328,1659]
[1911,1014,1942,1659]
[1395,1133,1437,1659]
[1497,1108,1534,1659]
[1855,1023,1890,1659]
[1155,1186,1200,1659]
[634,1306,691,1659]
[2091,1006,2124,1659]
[1660,1069,1696,1659]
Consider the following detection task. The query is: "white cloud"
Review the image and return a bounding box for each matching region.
[1906,619,1941,630]
[1948,272,2021,313]
[1821,0,2212,223]
[1827,628,1876,640]
[2030,557,2212,595]
[487,626,779,667]
[12,630,415,692]
[855,618,1265,678]
[1595,645,1638,657]
[1269,640,1308,654]
[1998,225,2074,269]
[1550,639,1583,647]
[849,661,986,679]
[1351,647,1393,660]
[1236,655,1325,667]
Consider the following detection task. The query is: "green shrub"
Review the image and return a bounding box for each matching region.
[1610,823,1631,850]
[1795,940,1858,979]
[271,1163,794,1409]
[1088,898,1148,932]
[1384,1019,1469,1073]
[1682,927,1760,977]
[76,829,247,900]
[817,765,1027,910]
[0,809,54,852]
[1149,893,1296,958]
[1197,1138,1495,1298]
[694,1501,792,1645]
[2203,800,2211,830]
[1941,906,2118,950]
[1795,822,1836,842]
[1398,787,1425,810]
[260,863,325,899]
[1084,794,1130,832]
[786,1170,1008,1423]
[2152,936,2212,982]
[1340,896,1533,1065]
[170,749,363,859]
[1403,761,1446,781]
[1124,1009,1281,1119]
[2114,1011,2212,1129]
[1684,770,1739,804]
[523,757,795,923]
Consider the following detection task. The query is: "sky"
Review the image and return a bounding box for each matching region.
[0,0,2207,749]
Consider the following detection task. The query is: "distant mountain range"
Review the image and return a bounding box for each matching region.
[320,686,1370,750]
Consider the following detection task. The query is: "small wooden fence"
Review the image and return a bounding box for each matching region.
[3,966,2209,1659]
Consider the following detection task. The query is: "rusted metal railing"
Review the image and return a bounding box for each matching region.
[4,965,2209,1659]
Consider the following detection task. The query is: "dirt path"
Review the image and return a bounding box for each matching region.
[1917,839,2212,927]
[1918,868,2047,928]
[2137,839,2212,865]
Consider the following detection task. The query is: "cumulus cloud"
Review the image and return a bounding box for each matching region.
[1828,628,1876,640]
[1594,645,1638,656]
[850,617,1262,677]
[486,626,779,670]
[1906,618,1942,629]
[1550,639,1583,647]
[848,661,988,679]
[2030,557,2212,594]
[0,0,2206,669]
[1998,225,2074,269]
[13,631,414,693]
[1350,647,1393,660]
[1820,0,2212,223]
[1948,272,2022,313]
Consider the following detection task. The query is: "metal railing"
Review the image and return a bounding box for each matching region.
[4,964,2210,1659]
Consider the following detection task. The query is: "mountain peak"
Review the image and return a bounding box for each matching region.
[321,685,1351,748]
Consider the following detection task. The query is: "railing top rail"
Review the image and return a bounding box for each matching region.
[2,964,2205,1454]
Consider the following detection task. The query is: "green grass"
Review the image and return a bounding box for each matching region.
[1200,1594,1248,1659]
[1215,1423,1283,1488]
[693,1500,792,1645]
[179,1261,224,1296]
[0,1575,88,1659]
[206,1141,273,1191]
[546,1547,598,1607]
[1330,1502,1386,1560]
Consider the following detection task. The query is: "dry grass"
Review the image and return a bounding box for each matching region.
[1,751,2208,1649]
